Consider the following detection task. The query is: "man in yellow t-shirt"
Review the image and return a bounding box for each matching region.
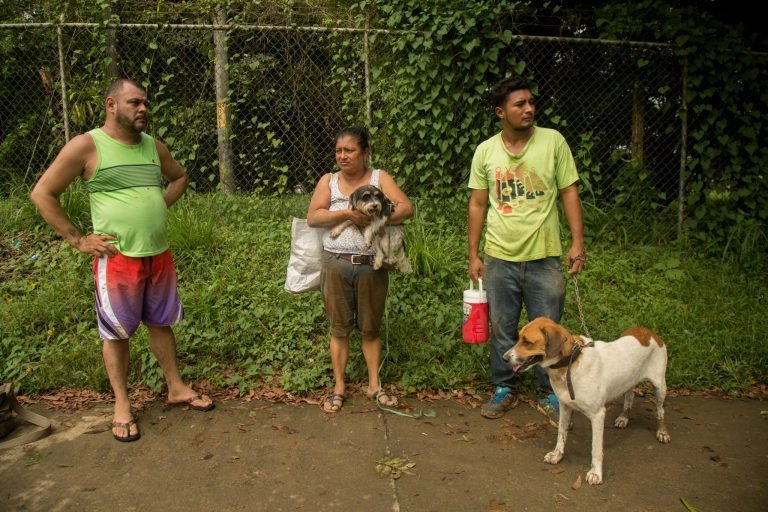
[468,76,586,419]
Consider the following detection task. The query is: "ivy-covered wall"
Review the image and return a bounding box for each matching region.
[0,0,765,260]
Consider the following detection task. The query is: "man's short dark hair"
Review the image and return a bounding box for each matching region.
[106,78,145,99]
[488,76,533,109]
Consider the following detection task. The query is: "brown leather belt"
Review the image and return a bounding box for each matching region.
[329,252,374,266]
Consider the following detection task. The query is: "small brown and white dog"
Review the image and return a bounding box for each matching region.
[329,184,412,272]
[504,317,670,485]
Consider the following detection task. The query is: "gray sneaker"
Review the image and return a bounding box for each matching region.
[481,386,519,419]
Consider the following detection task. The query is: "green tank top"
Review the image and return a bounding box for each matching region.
[85,128,168,257]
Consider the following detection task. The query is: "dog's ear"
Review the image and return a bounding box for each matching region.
[349,186,366,210]
[542,324,569,359]
[382,194,395,217]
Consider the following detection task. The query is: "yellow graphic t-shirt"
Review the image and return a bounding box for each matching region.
[468,128,578,262]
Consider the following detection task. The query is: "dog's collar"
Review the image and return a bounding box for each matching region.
[549,344,583,370]
[548,339,593,400]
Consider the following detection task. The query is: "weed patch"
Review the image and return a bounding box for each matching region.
[2,193,766,397]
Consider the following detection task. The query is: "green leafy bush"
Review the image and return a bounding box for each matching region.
[2,192,766,397]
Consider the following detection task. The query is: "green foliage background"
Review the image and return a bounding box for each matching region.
[347,0,767,262]
[0,1,766,396]
[1,0,765,260]
[2,193,766,396]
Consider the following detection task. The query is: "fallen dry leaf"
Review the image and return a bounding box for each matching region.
[487,498,513,512]
[375,454,416,479]
[272,424,298,435]
[444,422,469,433]
[83,426,109,435]
[572,474,582,489]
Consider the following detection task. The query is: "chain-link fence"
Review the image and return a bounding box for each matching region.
[508,37,684,241]
[0,19,690,242]
[0,22,368,195]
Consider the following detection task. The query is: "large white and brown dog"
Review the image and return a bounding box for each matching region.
[504,317,671,485]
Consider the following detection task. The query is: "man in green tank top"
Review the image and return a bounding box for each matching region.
[31,79,214,443]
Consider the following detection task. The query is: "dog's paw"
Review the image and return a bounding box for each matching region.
[586,468,603,485]
[329,227,342,238]
[614,415,630,429]
[656,428,671,444]
[544,450,563,465]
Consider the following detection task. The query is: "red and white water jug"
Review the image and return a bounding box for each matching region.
[462,279,488,344]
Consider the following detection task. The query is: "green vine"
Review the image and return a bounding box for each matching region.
[348,0,531,197]
[596,0,767,262]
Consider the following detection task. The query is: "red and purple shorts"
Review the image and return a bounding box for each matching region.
[93,250,184,340]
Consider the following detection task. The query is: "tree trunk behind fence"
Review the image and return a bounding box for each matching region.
[631,80,645,165]
[104,5,119,79]
[214,9,236,194]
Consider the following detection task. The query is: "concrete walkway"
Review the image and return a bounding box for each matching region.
[1,394,766,511]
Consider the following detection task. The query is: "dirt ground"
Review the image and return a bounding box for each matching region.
[1,392,766,512]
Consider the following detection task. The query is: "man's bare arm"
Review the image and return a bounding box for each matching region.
[468,188,488,282]
[30,135,117,256]
[560,183,585,275]
[156,140,188,208]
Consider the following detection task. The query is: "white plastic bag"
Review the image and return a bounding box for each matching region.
[284,217,324,293]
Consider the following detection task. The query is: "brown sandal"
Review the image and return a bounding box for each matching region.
[366,389,398,407]
[322,394,345,413]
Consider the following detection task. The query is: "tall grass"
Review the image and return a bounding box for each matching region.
[404,199,465,276]
[168,194,219,266]
[0,185,41,235]
[2,192,766,396]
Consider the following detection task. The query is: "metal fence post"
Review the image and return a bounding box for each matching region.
[677,59,688,241]
[104,5,119,79]
[56,15,70,142]
[631,80,644,164]
[214,10,235,194]
[364,11,372,128]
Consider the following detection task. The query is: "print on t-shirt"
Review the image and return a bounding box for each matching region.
[494,164,547,214]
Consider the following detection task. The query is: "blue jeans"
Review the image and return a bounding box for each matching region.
[484,255,566,391]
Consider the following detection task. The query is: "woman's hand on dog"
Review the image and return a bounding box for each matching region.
[347,209,373,226]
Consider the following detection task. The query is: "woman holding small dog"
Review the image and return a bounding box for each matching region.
[307,126,413,413]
